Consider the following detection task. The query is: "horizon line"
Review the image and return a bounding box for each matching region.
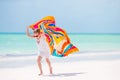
[0,32,120,35]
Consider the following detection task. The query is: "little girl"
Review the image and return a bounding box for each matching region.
[26,26,53,75]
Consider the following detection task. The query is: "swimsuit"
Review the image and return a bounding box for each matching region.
[36,34,50,57]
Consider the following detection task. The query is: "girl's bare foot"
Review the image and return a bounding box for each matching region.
[38,72,43,76]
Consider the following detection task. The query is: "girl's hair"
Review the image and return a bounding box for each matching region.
[33,29,40,34]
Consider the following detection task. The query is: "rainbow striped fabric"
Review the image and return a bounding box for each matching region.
[29,16,79,57]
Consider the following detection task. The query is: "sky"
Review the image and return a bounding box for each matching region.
[0,0,120,33]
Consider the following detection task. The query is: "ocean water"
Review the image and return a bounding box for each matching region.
[0,33,120,56]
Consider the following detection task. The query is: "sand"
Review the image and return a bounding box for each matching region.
[0,51,120,80]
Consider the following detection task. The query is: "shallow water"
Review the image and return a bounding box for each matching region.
[0,33,120,56]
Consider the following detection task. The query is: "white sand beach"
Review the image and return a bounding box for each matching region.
[0,51,120,80]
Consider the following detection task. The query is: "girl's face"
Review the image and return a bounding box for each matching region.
[33,29,40,37]
[33,32,39,37]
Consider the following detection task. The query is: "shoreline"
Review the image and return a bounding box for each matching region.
[0,49,120,57]
[0,51,120,68]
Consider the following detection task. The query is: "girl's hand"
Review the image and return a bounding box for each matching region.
[27,26,30,29]
[26,26,34,38]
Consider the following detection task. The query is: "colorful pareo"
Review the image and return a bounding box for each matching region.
[29,16,79,57]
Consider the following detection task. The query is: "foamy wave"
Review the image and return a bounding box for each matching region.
[0,51,37,57]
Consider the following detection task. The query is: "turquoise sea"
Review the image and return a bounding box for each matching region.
[0,33,120,56]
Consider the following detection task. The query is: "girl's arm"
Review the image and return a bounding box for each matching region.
[26,26,34,38]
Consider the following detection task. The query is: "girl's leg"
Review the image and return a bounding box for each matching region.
[46,58,53,74]
[37,56,43,75]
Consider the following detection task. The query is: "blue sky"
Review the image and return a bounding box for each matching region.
[0,0,120,33]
